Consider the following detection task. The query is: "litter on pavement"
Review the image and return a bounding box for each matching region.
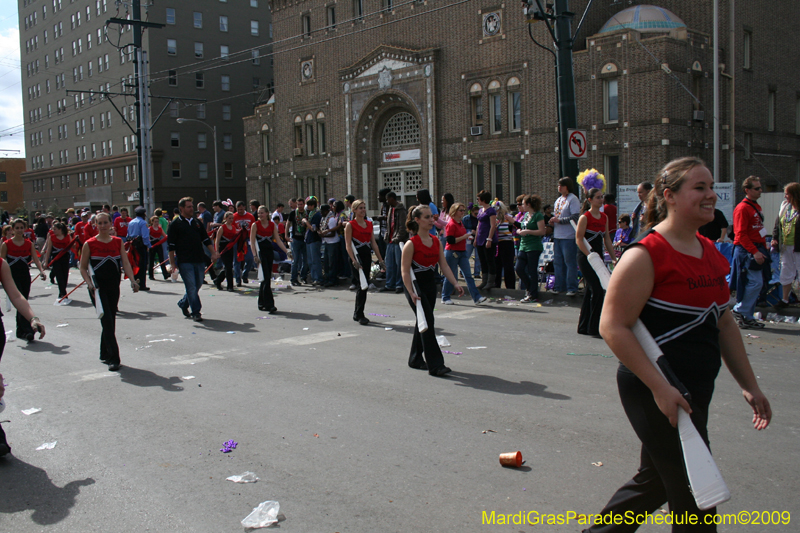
[36,441,57,450]
[241,500,280,528]
[21,408,42,415]
[226,471,259,483]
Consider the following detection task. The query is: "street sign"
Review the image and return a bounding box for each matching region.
[567,129,587,159]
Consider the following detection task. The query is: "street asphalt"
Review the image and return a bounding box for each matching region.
[0,269,797,532]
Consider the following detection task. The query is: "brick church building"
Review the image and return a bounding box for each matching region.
[245,1,799,211]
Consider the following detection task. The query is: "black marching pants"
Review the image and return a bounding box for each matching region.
[352,245,372,320]
[577,252,605,336]
[88,277,121,365]
[404,270,446,374]
[214,248,235,290]
[0,317,6,448]
[149,244,169,279]
[585,367,717,533]
[51,255,70,299]
[10,264,33,339]
[257,245,275,310]
[476,242,497,278]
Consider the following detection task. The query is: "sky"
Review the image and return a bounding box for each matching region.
[0,1,24,158]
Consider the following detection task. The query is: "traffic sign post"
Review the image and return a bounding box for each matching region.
[567,129,587,159]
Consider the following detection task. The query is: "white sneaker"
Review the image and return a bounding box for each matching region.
[566,291,578,297]
[476,296,489,305]
[442,299,454,305]
[61,297,72,305]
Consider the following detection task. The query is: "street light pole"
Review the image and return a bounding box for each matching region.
[176,118,219,200]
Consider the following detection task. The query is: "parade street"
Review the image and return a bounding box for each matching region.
[1,274,798,532]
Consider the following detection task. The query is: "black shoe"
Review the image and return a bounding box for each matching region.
[192,314,204,322]
[139,287,151,291]
[108,363,121,371]
[236,282,243,287]
[395,287,404,294]
[269,307,277,314]
[258,305,267,311]
[149,276,156,281]
[179,303,191,317]
[358,316,370,325]
[215,281,223,290]
[0,442,10,457]
[300,278,308,284]
[25,332,34,342]
[430,366,452,377]
[227,287,234,292]
[409,362,428,371]
[774,299,789,309]
[378,286,393,292]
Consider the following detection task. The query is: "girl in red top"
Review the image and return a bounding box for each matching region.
[251,206,290,313]
[42,222,74,303]
[575,187,615,336]
[79,213,138,371]
[0,219,46,341]
[401,205,463,376]
[148,215,169,280]
[213,211,241,291]
[345,200,385,325]
[585,158,771,532]
[442,203,485,304]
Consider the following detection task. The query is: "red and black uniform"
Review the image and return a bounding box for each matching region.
[0,257,7,361]
[214,224,241,290]
[350,220,374,321]
[148,225,169,279]
[86,236,124,366]
[577,211,608,336]
[254,220,277,311]
[404,233,448,374]
[5,239,36,339]
[586,230,731,533]
[49,233,73,298]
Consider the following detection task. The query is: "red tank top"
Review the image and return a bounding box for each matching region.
[50,234,72,253]
[219,224,240,243]
[150,226,165,240]
[255,220,275,241]
[410,234,440,272]
[582,211,608,253]
[86,236,122,275]
[5,239,32,265]
[350,220,373,246]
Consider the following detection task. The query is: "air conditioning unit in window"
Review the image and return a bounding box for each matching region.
[470,126,483,136]
[293,147,303,156]
[693,110,705,122]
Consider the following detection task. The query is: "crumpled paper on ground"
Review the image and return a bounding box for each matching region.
[36,441,57,450]
[241,500,279,528]
[226,471,259,483]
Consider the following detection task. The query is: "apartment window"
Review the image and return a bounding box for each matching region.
[744,132,752,159]
[767,90,776,132]
[224,162,233,179]
[220,45,229,60]
[510,161,522,201]
[327,6,336,29]
[168,70,177,86]
[171,132,180,147]
[490,162,503,200]
[221,75,230,91]
[508,80,521,132]
[195,72,204,88]
[172,162,181,178]
[604,78,619,123]
[223,133,232,150]
[193,12,203,28]
[743,30,752,70]
[302,15,311,37]
[91,143,96,158]
[472,163,484,197]
[169,101,179,117]
[199,162,209,179]
[198,133,207,149]
[167,39,177,55]
[252,77,260,88]
[261,133,269,162]
[353,0,363,19]
[490,93,501,133]
[194,42,203,58]
[219,16,228,32]
[294,120,303,152]
[196,104,206,119]
[252,50,260,65]
[251,0,258,6]
[305,124,315,155]
[251,20,259,36]
[470,85,483,127]
[318,122,326,154]
[222,104,231,120]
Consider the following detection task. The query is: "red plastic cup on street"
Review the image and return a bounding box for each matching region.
[499,451,523,468]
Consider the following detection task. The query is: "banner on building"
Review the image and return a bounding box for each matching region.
[382,149,420,163]
[617,185,640,218]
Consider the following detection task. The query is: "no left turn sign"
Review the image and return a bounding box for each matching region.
[568,129,588,159]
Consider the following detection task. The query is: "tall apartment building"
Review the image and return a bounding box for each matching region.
[19,0,273,215]
[243,1,798,211]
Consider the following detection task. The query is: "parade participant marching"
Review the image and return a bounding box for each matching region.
[79,213,139,371]
[148,215,169,280]
[42,221,76,304]
[0,257,46,456]
[0,219,46,341]
[214,211,241,292]
[168,197,219,322]
[402,205,463,376]
[250,206,290,313]
[585,157,771,532]
[575,188,615,336]
[344,200,385,325]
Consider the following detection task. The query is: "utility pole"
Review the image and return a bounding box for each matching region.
[525,0,593,180]
[108,0,163,210]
